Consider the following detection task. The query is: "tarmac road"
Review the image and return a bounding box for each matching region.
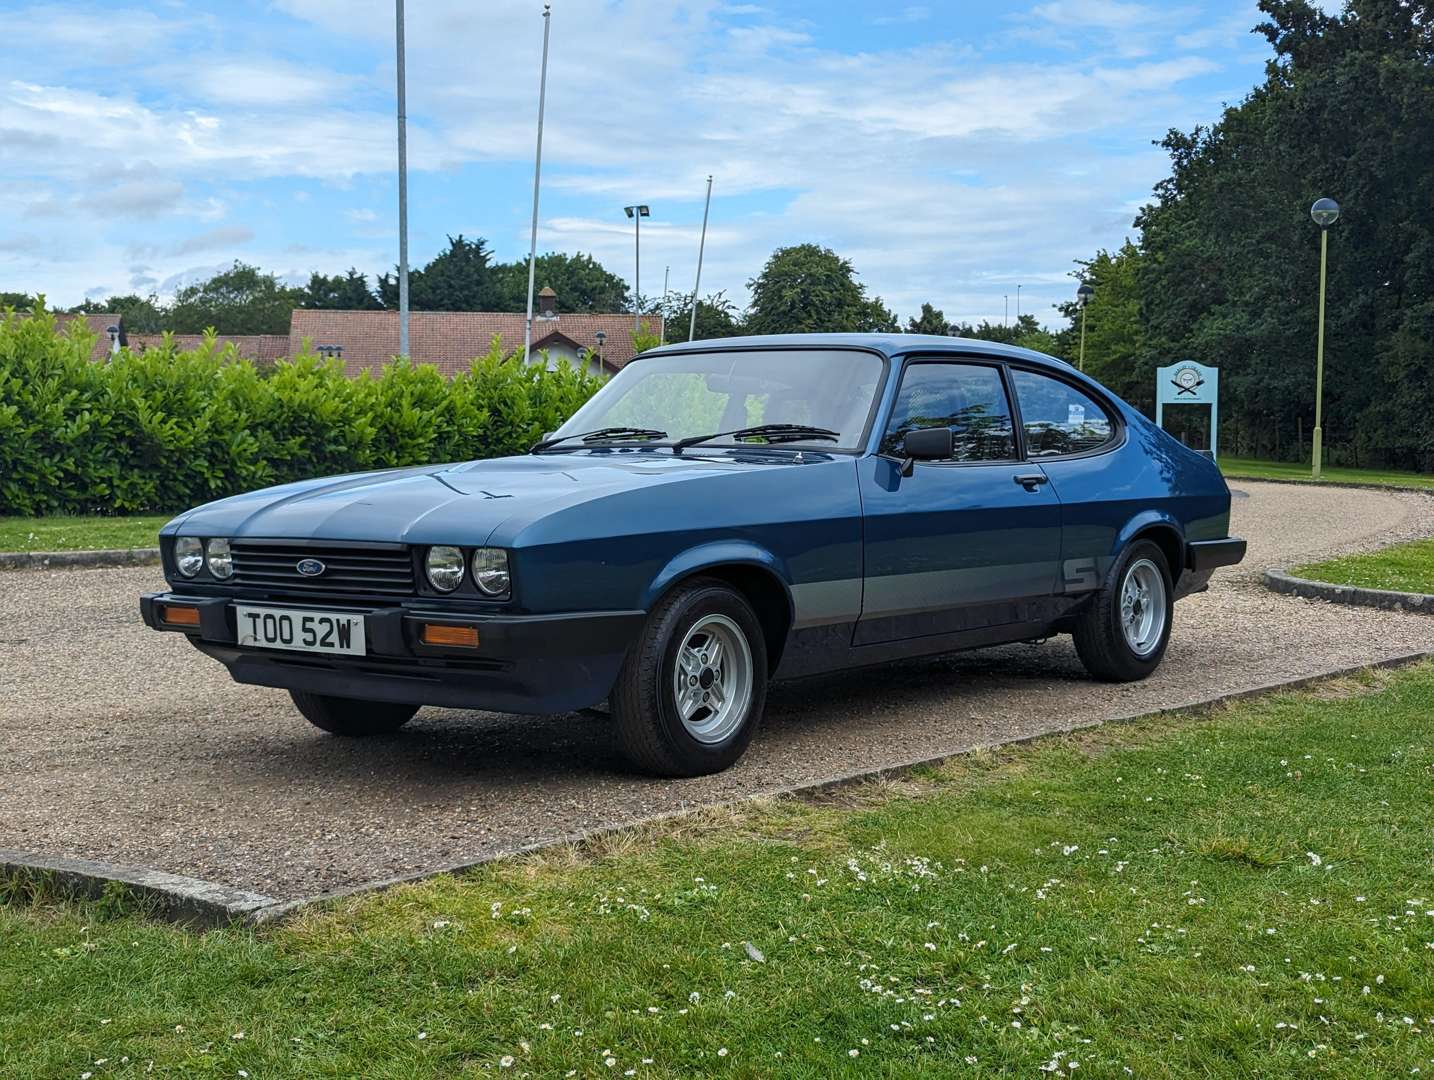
[2,480,1432,900]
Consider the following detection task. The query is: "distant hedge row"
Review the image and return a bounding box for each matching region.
[0,311,603,516]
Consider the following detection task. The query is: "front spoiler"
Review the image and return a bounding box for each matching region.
[140,593,644,715]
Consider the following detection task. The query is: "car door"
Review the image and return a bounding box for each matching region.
[1006,367,1127,600]
[855,358,1064,646]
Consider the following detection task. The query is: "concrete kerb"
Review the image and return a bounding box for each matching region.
[4,649,1428,931]
[1264,567,1434,615]
[0,547,161,571]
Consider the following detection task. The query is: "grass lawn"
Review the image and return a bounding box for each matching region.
[0,514,171,553]
[1221,455,1434,490]
[1296,538,1434,595]
[6,665,1434,1078]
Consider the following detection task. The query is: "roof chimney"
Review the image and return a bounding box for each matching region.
[537,285,557,319]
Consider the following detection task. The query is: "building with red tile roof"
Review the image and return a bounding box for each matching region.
[289,291,658,378]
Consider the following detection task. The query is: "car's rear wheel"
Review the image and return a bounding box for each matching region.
[290,691,418,736]
[611,578,768,777]
[1072,539,1174,682]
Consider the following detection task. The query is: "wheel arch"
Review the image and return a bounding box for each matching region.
[643,543,795,675]
[1116,513,1186,587]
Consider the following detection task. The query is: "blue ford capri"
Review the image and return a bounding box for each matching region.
[141,334,1245,776]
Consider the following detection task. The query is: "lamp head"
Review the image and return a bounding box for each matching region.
[1310,197,1340,229]
[1076,283,1094,308]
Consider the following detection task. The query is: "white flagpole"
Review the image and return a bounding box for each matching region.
[523,4,552,366]
[689,175,712,342]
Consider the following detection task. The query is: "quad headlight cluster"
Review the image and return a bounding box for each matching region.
[174,536,234,580]
[424,546,510,598]
[173,535,509,598]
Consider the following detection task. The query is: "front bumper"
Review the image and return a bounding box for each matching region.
[140,593,644,715]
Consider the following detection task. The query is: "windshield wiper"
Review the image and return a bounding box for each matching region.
[673,423,840,453]
[530,427,668,453]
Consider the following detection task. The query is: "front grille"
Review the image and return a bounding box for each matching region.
[230,540,415,597]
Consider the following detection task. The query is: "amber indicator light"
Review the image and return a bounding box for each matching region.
[420,624,479,648]
[160,604,202,627]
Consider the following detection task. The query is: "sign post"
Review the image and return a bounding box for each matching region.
[1155,361,1220,459]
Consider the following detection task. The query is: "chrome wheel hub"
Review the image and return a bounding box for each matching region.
[672,613,753,744]
[1120,558,1167,657]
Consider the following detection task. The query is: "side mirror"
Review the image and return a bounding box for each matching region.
[900,427,953,475]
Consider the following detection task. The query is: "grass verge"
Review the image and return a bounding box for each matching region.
[5,664,1434,1077]
[1296,537,1434,595]
[0,514,170,553]
[1221,456,1434,490]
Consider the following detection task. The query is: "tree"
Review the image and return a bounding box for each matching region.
[1050,242,1148,405]
[296,269,382,310]
[744,244,898,335]
[68,294,166,333]
[905,303,949,335]
[168,263,299,335]
[489,252,631,313]
[0,291,37,310]
[1114,0,1434,467]
[378,235,500,311]
[658,290,744,342]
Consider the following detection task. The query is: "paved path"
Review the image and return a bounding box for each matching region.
[2,481,1432,900]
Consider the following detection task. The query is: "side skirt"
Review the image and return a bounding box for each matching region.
[774,619,1059,681]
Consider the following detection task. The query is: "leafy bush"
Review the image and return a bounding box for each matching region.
[0,308,602,515]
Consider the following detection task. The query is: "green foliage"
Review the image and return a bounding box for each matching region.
[904,302,949,335]
[0,308,602,516]
[745,244,897,335]
[1090,0,1434,469]
[168,262,300,335]
[65,294,166,333]
[489,251,632,313]
[379,235,500,311]
[657,289,744,343]
[296,268,382,310]
[1050,241,1148,403]
[0,292,36,310]
[630,319,663,356]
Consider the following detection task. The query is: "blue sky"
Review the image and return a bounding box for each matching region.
[0,0,1316,328]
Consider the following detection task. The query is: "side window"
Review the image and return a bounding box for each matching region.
[880,362,1016,462]
[1011,369,1116,457]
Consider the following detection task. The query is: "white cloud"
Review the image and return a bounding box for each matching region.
[171,225,255,256]
[3,0,1265,323]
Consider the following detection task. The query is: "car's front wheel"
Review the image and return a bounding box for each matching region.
[611,578,768,777]
[290,691,418,736]
[1072,540,1174,682]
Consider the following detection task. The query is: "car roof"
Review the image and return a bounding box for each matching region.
[641,332,1076,371]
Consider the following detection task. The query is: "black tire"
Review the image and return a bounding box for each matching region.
[610,577,769,777]
[1072,540,1174,682]
[290,691,418,736]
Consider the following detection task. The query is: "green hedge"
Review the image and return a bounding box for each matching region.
[0,310,602,515]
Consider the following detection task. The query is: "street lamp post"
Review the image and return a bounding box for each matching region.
[624,204,650,337]
[594,329,606,371]
[1309,197,1340,480]
[1016,284,1022,321]
[395,0,410,358]
[1076,282,1094,372]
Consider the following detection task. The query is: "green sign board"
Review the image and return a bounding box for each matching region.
[1155,360,1219,459]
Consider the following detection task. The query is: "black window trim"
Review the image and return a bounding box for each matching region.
[1004,361,1126,462]
[877,356,1024,468]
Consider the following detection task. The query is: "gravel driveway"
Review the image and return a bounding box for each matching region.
[2,480,1432,900]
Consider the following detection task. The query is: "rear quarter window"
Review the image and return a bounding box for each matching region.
[1011,369,1117,457]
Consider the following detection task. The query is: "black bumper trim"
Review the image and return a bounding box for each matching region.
[1186,537,1246,572]
[140,592,646,713]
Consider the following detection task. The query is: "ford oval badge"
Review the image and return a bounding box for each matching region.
[296,558,326,577]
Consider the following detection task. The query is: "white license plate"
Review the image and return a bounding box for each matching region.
[234,605,366,656]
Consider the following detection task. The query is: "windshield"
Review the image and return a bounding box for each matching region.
[552,349,885,451]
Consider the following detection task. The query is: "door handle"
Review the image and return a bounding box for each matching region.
[1014,472,1048,490]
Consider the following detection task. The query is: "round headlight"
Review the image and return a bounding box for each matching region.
[206,537,234,580]
[425,546,465,592]
[174,536,203,577]
[472,548,511,597]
